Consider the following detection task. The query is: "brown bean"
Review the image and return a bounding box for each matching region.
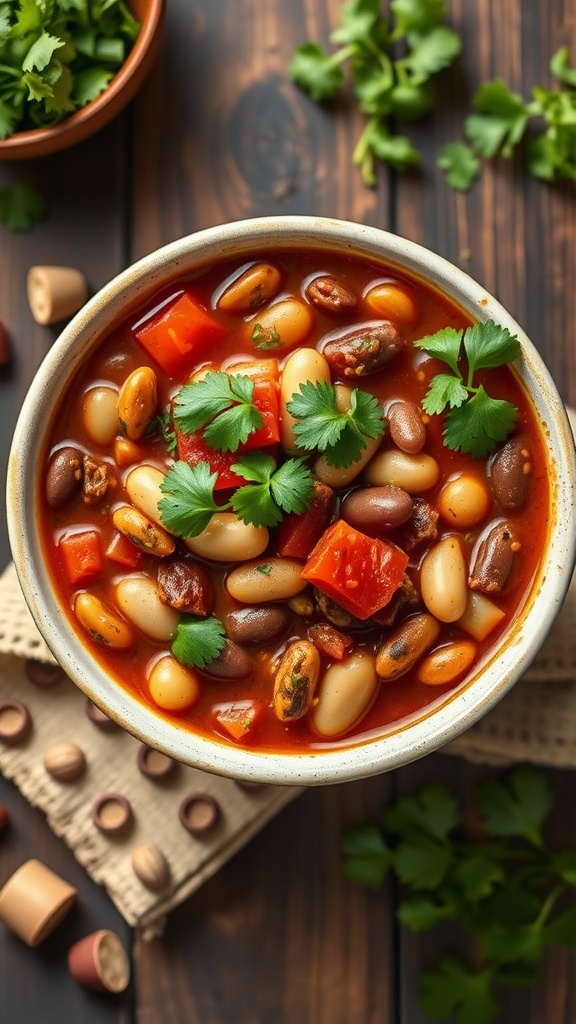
[376,613,440,680]
[340,485,413,532]
[386,400,426,454]
[118,367,158,441]
[157,557,214,616]
[273,639,320,721]
[46,446,83,508]
[225,606,292,645]
[321,320,404,377]
[203,640,253,679]
[468,519,519,593]
[217,262,282,312]
[112,506,176,557]
[490,437,532,511]
[307,622,353,660]
[304,275,357,316]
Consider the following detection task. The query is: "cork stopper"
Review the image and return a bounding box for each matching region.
[27,265,88,325]
[0,859,77,946]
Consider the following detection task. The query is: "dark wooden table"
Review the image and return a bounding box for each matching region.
[1,2,576,1021]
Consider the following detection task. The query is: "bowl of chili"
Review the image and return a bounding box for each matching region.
[7,216,576,785]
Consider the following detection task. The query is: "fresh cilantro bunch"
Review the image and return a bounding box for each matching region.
[0,0,140,139]
[158,453,314,533]
[438,47,576,190]
[289,0,462,185]
[286,380,385,468]
[342,766,576,1024]
[414,320,520,458]
[173,371,264,454]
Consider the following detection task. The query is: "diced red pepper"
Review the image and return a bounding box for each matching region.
[276,480,335,559]
[134,291,226,376]
[105,531,142,569]
[59,530,103,585]
[176,373,280,489]
[302,519,409,620]
[214,699,264,742]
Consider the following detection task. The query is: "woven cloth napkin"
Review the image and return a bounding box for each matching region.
[1,409,574,932]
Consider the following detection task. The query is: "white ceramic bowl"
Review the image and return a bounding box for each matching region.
[7,216,576,785]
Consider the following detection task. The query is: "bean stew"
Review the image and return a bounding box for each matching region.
[40,248,550,752]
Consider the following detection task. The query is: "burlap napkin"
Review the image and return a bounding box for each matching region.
[1,408,574,931]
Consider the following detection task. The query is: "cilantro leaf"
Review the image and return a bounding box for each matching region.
[397,895,456,930]
[475,766,552,846]
[158,461,221,538]
[287,380,385,468]
[390,0,447,37]
[288,42,347,102]
[393,834,453,890]
[444,389,518,457]
[463,321,521,372]
[383,782,459,842]
[22,31,65,73]
[341,822,393,889]
[401,25,462,86]
[173,371,263,453]
[414,326,462,373]
[171,614,226,670]
[465,80,529,158]
[230,453,313,528]
[0,183,46,231]
[420,957,499,1024]
[550,46,576,88]
[422,373,468,415]
[330,0,383,47]
[437,141,481,191]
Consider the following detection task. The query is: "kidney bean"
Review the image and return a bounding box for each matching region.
[386,399,426,454]
[376,613,440,680]
[273,639,320,721]
[322,320,404,377]
[340,485,413,532]
[157,557,214,616]
[304,275,357,316]
[420,536,468,622]
[203,640,253,680]
[46,446,84,508]
[490,437,532,511]
[225,605,292,645]
[468,519,519,593]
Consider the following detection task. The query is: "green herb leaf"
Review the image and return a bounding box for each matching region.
[341,822,393,889]
[444,388,518,457]
[475,766,552,846]
[463,321,521,373]
[173,371,263,453]
[383,782,460,842]
[171,614,226,670]
[465,79,529,158]
[414,325,462,373]
[0,182,46,231]
[420,957,499,1024]
[286,380,385,468]
[250,321,284,351]
[390,0,447,37]
[550,45,576,88]
[401,25,462,86]
[437,141,481,191]
[230,453,313,528]
[288,41,346,102]
[158,461,221,538]
[397,895,456,930]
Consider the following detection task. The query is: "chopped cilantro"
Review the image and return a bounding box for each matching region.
[251,322,283,350]
[414,320,520,457]
[171,614,226,670]
[286,379,385,468]
[172,371,263,453]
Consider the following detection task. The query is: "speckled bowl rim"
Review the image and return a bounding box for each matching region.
[7,216,576,785]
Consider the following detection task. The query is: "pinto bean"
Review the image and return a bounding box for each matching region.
[273,639,320,721]
[490,437,532,511]
[438,473,490,528]
[112,506,175,557]
[126,465,167,529]
[248,298,313,352]
[148,656,200,711]
[340,485,413,532]
[364,281,419,326]
[417,640,477,686]
[322,320,404,377]
[386,400,426,454]
[225,605,292,645]
[118,366,158,440]
[203,640,254,680]
[46,446,83,508]
[217,262,282,312]
[375,613,440,680]
[468,520,519,593]
[74,593,134,649]
[157,557,214,616]
[304,275,357,316]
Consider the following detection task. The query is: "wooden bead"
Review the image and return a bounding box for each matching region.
[27,265,88,325]
[131,844,171,890]
[43,741,86,781]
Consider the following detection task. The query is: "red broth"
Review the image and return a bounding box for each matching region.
[39,249,550,753]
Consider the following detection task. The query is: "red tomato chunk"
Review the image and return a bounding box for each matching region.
[59,530,103,585]
[134,291,226,376]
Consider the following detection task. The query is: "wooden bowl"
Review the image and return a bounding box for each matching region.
[0,0,164,160]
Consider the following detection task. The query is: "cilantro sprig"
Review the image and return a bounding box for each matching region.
[289,0,462,186]
[0,0,140,138]
[286,380,386,468]
[415,320,520,458]
[171,614,226,670]
[158,453,313,534]
[342,767,576,1024]
[438,47,576,190]
[172,371,264,454]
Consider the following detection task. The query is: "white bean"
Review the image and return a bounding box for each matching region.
[148,655,200,711]
[420,536,468,622]
[115,576,180,641]
[82,385,119,446]
[280,348,331,452]
[312,650,378,738]
[126,465,166,528]
[438,473,490,527]
[226,557,306,603]
[364,449,439,493]
[184,513,269,562]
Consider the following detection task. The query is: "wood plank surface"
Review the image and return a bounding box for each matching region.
[1,0,575,1022]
